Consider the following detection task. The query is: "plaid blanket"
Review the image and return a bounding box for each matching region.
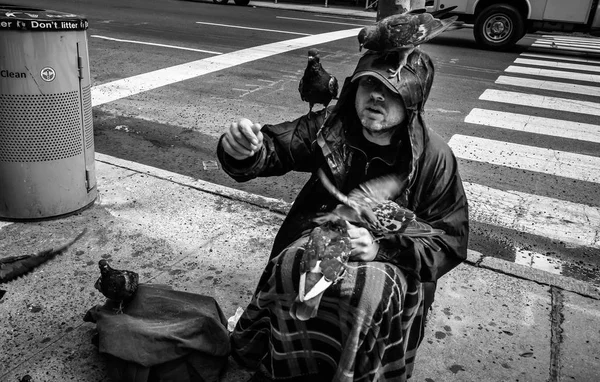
[231,236,425,381]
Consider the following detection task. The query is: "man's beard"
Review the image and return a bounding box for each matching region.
[360,118,397,136]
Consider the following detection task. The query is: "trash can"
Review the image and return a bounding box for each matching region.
[0,6,96,220]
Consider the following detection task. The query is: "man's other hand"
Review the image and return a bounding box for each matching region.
[346,221,379,261]
[222,118,264,160]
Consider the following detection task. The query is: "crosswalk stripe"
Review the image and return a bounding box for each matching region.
[521,52,600,65]
[535,39,600,49]
[531,42,600,54]
[505,65,600,83]
[514,58,600,73]
[465,182,600,249]
[462,41,600,255]
[480,89,600,116]
[541,35,600,45]
[514,248,563,275]
[91,28,361,106]
[495,75,600,97]
[449,134,600,183]
[464,108,600,143]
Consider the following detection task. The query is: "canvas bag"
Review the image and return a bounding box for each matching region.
[84,283,231,382]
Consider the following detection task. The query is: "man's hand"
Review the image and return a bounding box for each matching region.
[346,221,379,261]
[222,118,264,160]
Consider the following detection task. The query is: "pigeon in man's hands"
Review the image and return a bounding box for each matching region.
[314,169,444,251]
[291,218,351,321]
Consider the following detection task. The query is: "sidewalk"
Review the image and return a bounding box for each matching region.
[1,2,599,382]
[1,153,599,382]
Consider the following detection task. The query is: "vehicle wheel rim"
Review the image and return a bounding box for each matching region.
[483,14,512,43]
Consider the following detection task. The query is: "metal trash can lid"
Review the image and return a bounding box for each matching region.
[0,6,88,31]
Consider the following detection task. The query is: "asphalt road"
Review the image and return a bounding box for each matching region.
[9,0,600,286]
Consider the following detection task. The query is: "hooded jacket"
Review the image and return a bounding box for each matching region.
[217,49,469,283]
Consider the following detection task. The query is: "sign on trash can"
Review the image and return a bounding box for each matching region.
[0,6,97,220]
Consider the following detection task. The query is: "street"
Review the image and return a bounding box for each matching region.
[12,0,600,287]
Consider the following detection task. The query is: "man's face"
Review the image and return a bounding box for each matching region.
[355,76,407,141]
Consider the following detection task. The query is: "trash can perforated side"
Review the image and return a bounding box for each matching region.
[0,91,83,162]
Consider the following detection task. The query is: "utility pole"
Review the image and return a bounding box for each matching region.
[377,0,425,20]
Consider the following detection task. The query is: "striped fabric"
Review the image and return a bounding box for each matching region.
[231,236,425,381]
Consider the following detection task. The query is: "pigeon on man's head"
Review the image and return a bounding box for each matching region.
[298,48,339,118]
[357,10,457,80]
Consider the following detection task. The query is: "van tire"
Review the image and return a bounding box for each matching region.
[474,4,524,50]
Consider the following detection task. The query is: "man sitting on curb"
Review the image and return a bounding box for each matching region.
[217,48,469,381]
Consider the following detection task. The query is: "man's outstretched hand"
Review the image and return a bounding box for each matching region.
[222,118,264,160]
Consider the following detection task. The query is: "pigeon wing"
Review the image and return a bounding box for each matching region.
[410,14,458,45]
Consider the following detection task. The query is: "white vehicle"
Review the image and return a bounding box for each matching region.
[426,0,600,49]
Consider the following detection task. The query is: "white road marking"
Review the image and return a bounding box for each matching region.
[514,57,600,73]
[433,108,462,113]
[316,14,375,22]
[195,21,310,36]
[480,89,600,116]
[505,65,600,83]
[535,39,600,49]
[464,181,600,249]
[514,248,563,275]
[91,35,223,54]
[532,42,600,54]
[521,52,600,65]
[465,108,600,144]
[91,28,361,106]
[449,134,600,183]
[495,75,600,97]
[276,16,366,27]
[540,35,600,44]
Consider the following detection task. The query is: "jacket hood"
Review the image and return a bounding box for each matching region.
[317,48,434,192]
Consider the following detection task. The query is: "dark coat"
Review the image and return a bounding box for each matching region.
[217,77,469,283]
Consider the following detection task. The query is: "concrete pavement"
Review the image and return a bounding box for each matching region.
[1,152,599,382]
[1,1,600,382]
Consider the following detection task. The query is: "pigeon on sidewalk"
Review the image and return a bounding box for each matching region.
[94,259,139,314]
